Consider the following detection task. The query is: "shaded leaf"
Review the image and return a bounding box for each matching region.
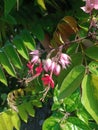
[20,30,36,50]
[85,46,98,60]
[51,16,78,48]
[32,23,45,41]
[81,74,98,123]
[13,36,29,60]
[0,66,7,85]
[62,16,78,33]
[67,117,91,130]
[4,43,22,69]
[0,50,16,77]
[58,65,85,100]
[4,0,17,16]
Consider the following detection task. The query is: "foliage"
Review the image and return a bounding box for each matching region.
[0,0,98,130]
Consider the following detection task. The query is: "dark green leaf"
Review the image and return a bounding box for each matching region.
[67,117,91,130]
[4,0,17,16]
[13,36,29,60]
[32,24,44,41]
[20,30,36,50]
[85,46,98,60]
[0,66,7,85]
[58,65,85,100]
[4,43,22,69]
[0,51,16,77]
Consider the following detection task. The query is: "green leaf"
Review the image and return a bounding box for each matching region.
[11,110,21,130]
[3,15,17,25]
[4,0,17,16]
[0,66,7,85]
[85,46,98,60]
[4,43,22,69]
[0,109,21,130]
[88,61,98,76]
[20,30,36,50]
[0,50,16,77]
[1,111,13,130]
[17,103,28,123]
[58,65,85,100]
[81,74,98,123]
[13,36,29,60]
[25,101,35,117]
[42,117,60,130]
[67,117,91,130]
[32,23,44,41]
[32,100,42,108]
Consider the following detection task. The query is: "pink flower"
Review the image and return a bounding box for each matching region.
[43,59,52,72]
[42,74,54,88]
[27,61,33,71]
[30,50,39,55]
[94,0,98,9]
[59,53,71,68]
[81,0,98,13]
[35,63,43,76]
[30,50,40,64]
[31,55,39,64]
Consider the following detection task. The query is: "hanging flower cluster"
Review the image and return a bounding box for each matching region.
[26,49,71,89]
[81,0,98,13]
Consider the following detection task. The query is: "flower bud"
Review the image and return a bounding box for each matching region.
[50,61,56,72]
[43,58,52,72]
[53,64,61,75]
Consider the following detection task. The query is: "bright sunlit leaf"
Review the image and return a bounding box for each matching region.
[81,74,98,124]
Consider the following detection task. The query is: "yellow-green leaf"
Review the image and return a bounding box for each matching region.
[11,110,21,130]
[81,74,98,123]
[37,0,46,10]
[58,65,85,100]
[1,111,13,130]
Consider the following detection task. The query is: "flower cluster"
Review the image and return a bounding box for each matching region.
[27,49,71,89]
[81,0,98,13]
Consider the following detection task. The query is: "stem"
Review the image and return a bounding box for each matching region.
[40,86,50,102]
